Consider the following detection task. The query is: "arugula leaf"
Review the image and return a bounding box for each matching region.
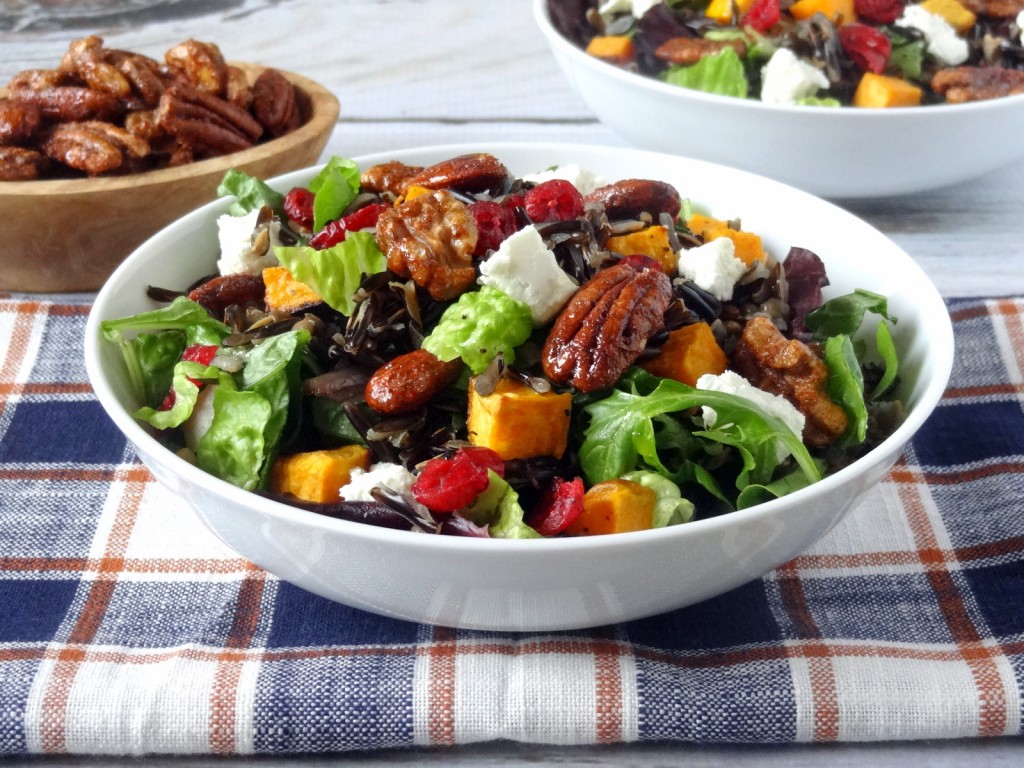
[736,459,826,509]
[871,321,899,400]
[823,335,868,445]
[275,231,387,316]
[805,289,894,339]
[216,169,285,217]
[307,156,361,231]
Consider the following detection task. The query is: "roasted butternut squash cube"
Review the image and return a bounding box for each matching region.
[686,213,766,266]
[564,479,656,536]
[398,184,433,203]
[852,73,923,108]
[641,322,728,386]
[467,376,572,460]
[920,0,975,32]
[270,445,371,504]
[705,0,756,23]
[789,0,856,24]
[262,266,321,314]
[585,35,636,64]
[606,225,677,273]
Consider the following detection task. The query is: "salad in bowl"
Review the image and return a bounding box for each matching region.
[98,148,907,540]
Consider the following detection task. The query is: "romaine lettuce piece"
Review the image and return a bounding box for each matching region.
[275,231,387,316]
[307,156,362,231]
[216,169,285,217]
[662,48,749,99]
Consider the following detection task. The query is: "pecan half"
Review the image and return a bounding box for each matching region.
[224,65,254,110]
[188,273,266,317]
[376,189,479,301]
[401,152,511,195]
[731,316,848,447]
[932,66,1024,103]
[655,37,747,66]
[157,82,263,156]
[41,121,150,175]
[364,349,462,414]
[7,86,122,122]
[0,99,42,146]
[7,69,66,91]
[542,262,673,392]
[116,54,166,108]
[361,160,425,196]
[584,178,683,221]
[164,39,227,95]
[60,35,132,98]
[251,68,300,137]
[0,146,45,181]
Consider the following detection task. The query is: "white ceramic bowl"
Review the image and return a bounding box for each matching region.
[534,0,1024,199]
[85,142,953,631]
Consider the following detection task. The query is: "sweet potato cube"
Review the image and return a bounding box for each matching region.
[467,376,572,460]
[789,0,857,24]
[686,213,766,265]
[606,225,677,273]
[262,266,321,314]
[270,445,371,504]
[641,322,728,386]
[705,0,756,23]
[585,35,636,64]
[564,480,656,536]
[920,0,976,32]
[852,73,923,108]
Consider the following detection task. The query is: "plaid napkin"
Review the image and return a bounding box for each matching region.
[0,293,1021,756]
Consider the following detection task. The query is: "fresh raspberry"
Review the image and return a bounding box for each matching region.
[523,179,585,223]
[283,187,315,230]
[411,447,505,513]
[524,477,584,536]
[158,344,219,411]
[470,200,518,256]
[853,0,904,24]
[839,24,893,74]
[309,202,389,250]
[741,0,781,33]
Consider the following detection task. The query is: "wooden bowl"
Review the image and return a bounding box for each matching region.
[0,64,339,293]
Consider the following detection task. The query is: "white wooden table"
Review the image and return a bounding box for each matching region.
[3,1,1023,764]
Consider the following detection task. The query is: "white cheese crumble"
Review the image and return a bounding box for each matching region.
[477,225,579,325]
[521,164,606,196]
[896,5,970,66]
[339,462,416,502]
[697,370,806,461]
[1017,10,1024,42]
[216,208,283,276]
[760,48,830,105]
[598,0,661,20]
[675,237,746,301]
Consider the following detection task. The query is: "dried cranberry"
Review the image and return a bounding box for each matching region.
[470,200,517,256]
[853,0,904,23]
[523,179,585,223]
[618,254,665,273]
[525,477,584,537]
[839,23,892,74]
[309,202,389,250]
[741,0,781,33]
[158,344,219,411]
[411,447,505,513]
[283,187,315,230]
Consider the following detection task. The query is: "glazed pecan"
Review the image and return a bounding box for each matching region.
[60,35,132,98]
[932,66,1024,103]
[251,68,300,137]
[116,54,166,108]
[376,189,479,301]
[731,316,848,447]
[164,39,228,95]
[0,99,42,146]
[401,152,512,195]
[654,37,747,65]
[157,82,263,156]
[364,349,463,414]
[542,262,673,392]
[7,85,122,122]
[0,146,45,181]
[361,160,425,196]
[7,68,66,92]
[961,0,1023,16]
[188,272,266,318]
[41,121,151,175]
[584,179,683,221]
[224,65,254,110]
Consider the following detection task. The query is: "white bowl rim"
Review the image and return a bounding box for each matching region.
[85,140,955,558]
[532,0,1024,118]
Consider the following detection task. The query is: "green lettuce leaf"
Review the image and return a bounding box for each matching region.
[463,470,541,539]
[307,156,362,231]
[133,360,234,431]
[196,387,274,491]
[805,289,894,339]
[216,168,285,217]
[274,231,387,316]
[662,48,749,99]
[823,334,868,445]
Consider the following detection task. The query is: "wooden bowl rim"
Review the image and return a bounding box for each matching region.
[0,62,340,197]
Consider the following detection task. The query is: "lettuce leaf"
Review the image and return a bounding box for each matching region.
[275,231,387,316]
[196,387,274,491]
[217,169,285,217]
[662,48,749,99]
[133,360,235,431]
[307,156,361,231]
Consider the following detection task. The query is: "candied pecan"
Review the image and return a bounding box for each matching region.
[376,189,479,301]
[164,39,227,95]
[116,54,166,107]
[251,68,300,137]
[961,0,1023,16]
[584,179,683,221]
[157,83,262,156]
[654,36,747,65]
[41,121,150,175]
[731,316,848,447]
[7,68,65,92]
[932,66,1024,103]
[224,65,254,110]
[7,86,122,122]
[60,36,132,98]
[364,349,463,414]
[361,160,424,196]
[124,108,164,141]
[0,146,45,181]
[542,262,673,392]
[188,273,266,318]
[0,99,42,146]
[402,152,512,195]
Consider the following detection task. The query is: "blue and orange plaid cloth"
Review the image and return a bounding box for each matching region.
[0,293,1021,756]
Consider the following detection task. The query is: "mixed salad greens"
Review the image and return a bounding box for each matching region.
[548,0,1024,106]
[100,152,904,538]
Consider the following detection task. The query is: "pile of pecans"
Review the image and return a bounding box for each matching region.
[0,36,307,181]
